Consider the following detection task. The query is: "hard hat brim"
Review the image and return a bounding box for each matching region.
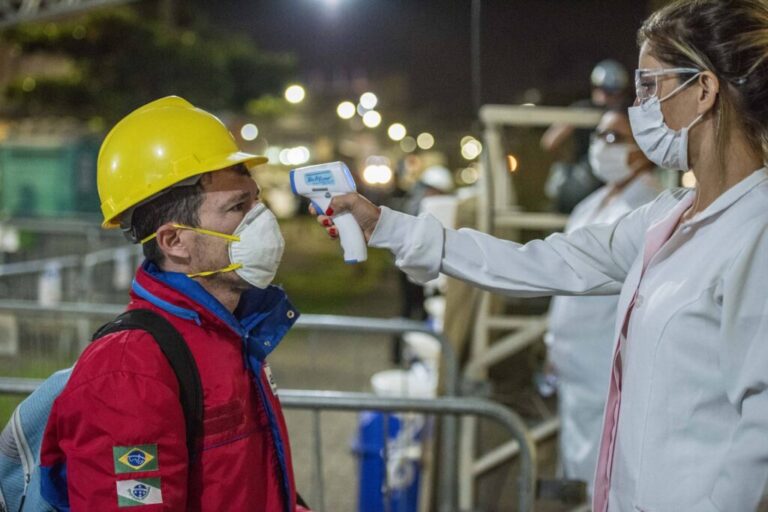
[101,151,269,229]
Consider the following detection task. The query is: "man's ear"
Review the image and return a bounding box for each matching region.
[697,71,720,115]
[154,223,191,261]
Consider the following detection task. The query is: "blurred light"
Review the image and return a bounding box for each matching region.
[400,136,417,153]
[460,166,479,185]
[0,225,20,252]
[360,92,378,110]
[356,103,369,116]
[682,170,697,188]
[287,146,311,166]
[284,84,306,104]
[522,103,536,107]
[507,154,519,172]
[265,146,281,163]
[72,26,86,40]
[278,149,291,166]
[460,135,476,147]
[363,164,393,185]
[387,123,407,141]
[337,101,355,119]
[362,110,382,128]
[417,132,435,150]
[22,77,36,92]
[522,87,543,104]
[240,123,259,141]
[461,139,483,160]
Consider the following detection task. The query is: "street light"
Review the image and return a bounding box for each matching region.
[387,123,407,141]
[360,92,378,110]
[240,123,259,141]
[284,84,306,104]
[417,132,435,150]
[337,101,356,119]
[461,139,482,160]
[362,110,382,128]
[400,136,417,153]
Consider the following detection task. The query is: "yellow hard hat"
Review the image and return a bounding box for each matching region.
[97,95,268,228]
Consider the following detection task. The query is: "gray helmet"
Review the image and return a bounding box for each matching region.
[590,59,629,92]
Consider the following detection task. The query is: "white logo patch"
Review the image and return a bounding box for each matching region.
[116,478,163,507]
[264,363,278,396]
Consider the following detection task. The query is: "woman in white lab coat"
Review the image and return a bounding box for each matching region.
[546,108,662,497]
[317,1,768,510]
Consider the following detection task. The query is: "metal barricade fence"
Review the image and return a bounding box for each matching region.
[0,379,535,512]
[0,301,538,511]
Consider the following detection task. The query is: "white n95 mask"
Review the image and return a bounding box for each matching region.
[226,203,285,289]
[628,73,703,171]
[141,203,285,289]
[588,139,634,184]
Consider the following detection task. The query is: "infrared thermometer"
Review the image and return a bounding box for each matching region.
[290,161,368,263]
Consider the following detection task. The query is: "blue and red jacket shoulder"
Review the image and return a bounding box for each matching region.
[39,261,307,511]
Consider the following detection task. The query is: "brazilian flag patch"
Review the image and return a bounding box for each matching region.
[116,478,163,507]
[113,445,158,474]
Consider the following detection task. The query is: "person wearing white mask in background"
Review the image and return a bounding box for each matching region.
[315,1,768,509]
[545,107,662,499]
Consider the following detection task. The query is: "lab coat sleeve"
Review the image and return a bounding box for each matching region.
[709,222,768,512]
[369,201,651,298]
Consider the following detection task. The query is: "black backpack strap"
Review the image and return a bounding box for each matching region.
[296,493,310,508]
[92,309,203,462]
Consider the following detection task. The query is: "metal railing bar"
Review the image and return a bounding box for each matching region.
[311,409,326,512]
[0,381,536,511]
[279,390,536,512]
[0,302,463,511]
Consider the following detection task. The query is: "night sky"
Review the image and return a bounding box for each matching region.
[198,0,653,129]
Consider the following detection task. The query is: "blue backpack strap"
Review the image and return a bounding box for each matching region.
[92,309,203,461]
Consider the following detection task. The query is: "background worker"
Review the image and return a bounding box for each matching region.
[545,106,662,497]
[40,96,310,511]
[541,59,631,213]
[316,1,768,509]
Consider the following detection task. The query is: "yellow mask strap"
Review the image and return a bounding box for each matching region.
[187,262,243,279]
[140,224,241,245]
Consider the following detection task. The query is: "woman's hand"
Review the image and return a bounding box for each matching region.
[310,192,381,242]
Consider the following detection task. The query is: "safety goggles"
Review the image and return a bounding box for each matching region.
[634,67,701,103]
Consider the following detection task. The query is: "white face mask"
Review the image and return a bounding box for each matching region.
[227,204,285,289]
[589,139,634,184]
[141,203,285,289]
[628,73,703,171]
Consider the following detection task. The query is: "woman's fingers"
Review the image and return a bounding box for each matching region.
[308,192,381,241]
[327,193,381,241]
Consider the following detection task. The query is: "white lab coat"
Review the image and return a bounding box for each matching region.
[369,168,768,512]
[546,173,662,495]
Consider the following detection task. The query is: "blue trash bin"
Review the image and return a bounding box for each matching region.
[354,411,423,512]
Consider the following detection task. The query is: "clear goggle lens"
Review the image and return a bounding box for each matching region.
[634,67,700,103]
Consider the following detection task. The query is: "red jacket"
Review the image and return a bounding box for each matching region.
[40,262,307,511]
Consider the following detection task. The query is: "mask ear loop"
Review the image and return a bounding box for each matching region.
[187,262,243,278]
[140,224,241,244]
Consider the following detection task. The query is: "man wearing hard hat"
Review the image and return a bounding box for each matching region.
[39,96,310,511]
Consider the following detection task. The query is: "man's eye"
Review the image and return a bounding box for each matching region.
[231,203,246,212]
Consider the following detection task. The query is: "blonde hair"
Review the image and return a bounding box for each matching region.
[639,0,768,163]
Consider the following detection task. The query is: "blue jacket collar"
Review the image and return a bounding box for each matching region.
[132,261,299,359]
